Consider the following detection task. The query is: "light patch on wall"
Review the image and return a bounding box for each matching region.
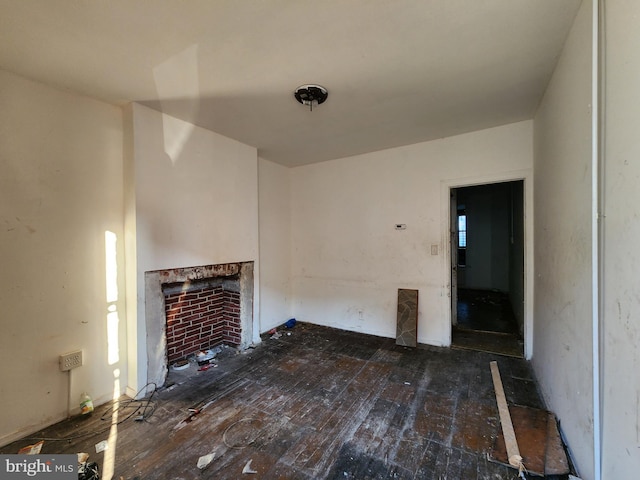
[153,44,200,164]
[107,308,119,366]
[105,231,119,365]
[104,231,123,479]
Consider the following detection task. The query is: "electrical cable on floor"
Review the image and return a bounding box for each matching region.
[99,383,158,422]
[222,417,262,449]
[21,383,158,443]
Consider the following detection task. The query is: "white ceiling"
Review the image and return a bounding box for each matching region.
[0,0,582,167]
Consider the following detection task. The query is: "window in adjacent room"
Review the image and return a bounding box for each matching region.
[458,212,467,267]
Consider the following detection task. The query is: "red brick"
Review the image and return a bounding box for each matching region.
[164,280,247,367]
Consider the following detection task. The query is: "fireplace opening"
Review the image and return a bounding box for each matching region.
[163,276,242,365]
[145,261,254,387]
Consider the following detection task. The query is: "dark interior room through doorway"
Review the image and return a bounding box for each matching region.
[450,181,524,357]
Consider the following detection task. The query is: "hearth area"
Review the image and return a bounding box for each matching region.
[144,261,254,386]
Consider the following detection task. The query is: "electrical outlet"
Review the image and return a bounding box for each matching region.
[59,350,83,371]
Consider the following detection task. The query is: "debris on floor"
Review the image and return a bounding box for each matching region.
[242,459,257,474]
[78,452,100,480]
[17,440,43,454]
[94,440,108,453]
[172,359,190,371]
[197,453,215,470]
[174,406,204,430]
[197,445,226,470]
[197,347,222,364]
[163,382,178,392]
[80,392,94,415]
[268,323,297,339]
[78,457,100,480]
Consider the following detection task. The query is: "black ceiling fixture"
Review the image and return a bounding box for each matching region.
[294,84,328,111]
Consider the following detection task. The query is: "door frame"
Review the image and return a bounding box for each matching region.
[450,188,458,326]
[440,169,533,359]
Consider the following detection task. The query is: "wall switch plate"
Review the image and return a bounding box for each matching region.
[59,350,83,371]
[431,244,438,255]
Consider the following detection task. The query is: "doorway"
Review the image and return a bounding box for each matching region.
[450,181,524,357]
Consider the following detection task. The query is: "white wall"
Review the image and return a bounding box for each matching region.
[532,2,593,477]
[601,1,640,477]
[125,104,259,393]
[258,157,292,331]
[0,70,126,445]
[291,121,532,347]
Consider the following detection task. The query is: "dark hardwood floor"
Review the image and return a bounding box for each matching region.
[453,289,524,358]
[2,323,555,479]
[456,289,519,335]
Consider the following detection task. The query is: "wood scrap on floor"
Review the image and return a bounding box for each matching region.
[490,405,570,477]
[490,361,525,476]
[489,361,570,477]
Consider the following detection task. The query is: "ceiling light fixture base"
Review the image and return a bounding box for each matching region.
[294,84,328,111]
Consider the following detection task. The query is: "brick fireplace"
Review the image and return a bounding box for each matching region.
[145,262,254,386]
[164,278,241,364]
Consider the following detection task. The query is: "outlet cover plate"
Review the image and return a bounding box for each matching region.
[59,350,83,371]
